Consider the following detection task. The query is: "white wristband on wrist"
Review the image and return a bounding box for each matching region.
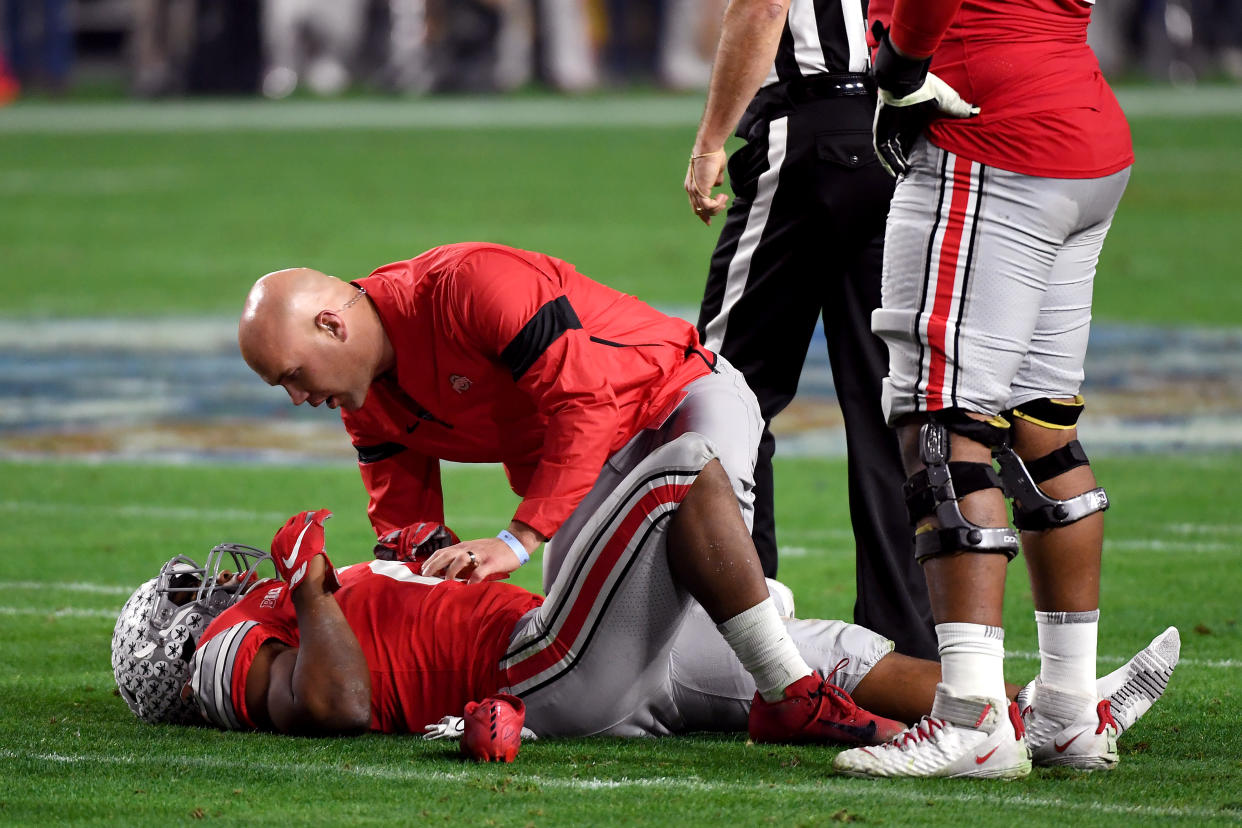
[497,529,530,566]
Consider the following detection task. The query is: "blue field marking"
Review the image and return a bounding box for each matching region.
[1,316,1240,462]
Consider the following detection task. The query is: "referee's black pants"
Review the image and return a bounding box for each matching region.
[696,82,938,660]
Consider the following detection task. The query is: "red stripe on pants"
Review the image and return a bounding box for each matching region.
[504,482,692,687]
[925,154,975,410]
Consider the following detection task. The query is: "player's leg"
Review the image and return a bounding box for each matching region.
[667,603,898,733]
[507,431,901,743]
[538,354,763,590]
[839,143,1062,778]
[696,107,823,577]
[1004,166,1132,769]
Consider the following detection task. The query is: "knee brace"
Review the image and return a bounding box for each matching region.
[996,397,1110,530]
[903,411,1020,563]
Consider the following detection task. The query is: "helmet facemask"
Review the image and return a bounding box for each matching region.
[112,544,274,725]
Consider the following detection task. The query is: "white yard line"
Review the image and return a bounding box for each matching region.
[0,500,294,524]
[1003,650,1240,669]
[0,88,1238,136]
[0,580,132,595]
[0,584,1236,670]
[0,606,117,618]
[0,748,1235,820]
[4,499,1235,557]
[0,499,499,525]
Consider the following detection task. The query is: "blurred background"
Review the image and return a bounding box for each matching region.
[1,0,1240,467]
[1,0,1240,101]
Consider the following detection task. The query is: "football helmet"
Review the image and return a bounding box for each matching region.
[112,543,271,724]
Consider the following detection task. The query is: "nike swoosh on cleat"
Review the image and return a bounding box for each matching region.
[1054,730,1085,753]
[975,746,999,764]
[282,522,314,569]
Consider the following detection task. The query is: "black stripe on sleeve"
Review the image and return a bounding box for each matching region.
[356,442,408,464]
[500,295,583,381]
[772,23,800,81]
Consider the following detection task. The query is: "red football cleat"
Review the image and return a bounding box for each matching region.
[271,509,339,591]
[461,694,526,763]
[748,662,906,746]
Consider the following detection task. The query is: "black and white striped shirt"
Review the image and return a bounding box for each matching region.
[762,0,871,85]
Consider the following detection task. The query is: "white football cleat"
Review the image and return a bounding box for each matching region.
[1015,626,1180,770]
[1017,679,1118,770]
[1096,626,1180,734]
[833,684,1031,779]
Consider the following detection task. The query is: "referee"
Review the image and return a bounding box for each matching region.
[684,0,936,659]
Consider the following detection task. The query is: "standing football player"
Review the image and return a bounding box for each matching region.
[832,0,1136,779]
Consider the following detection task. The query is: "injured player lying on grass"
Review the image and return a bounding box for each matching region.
[112,506,1178,767]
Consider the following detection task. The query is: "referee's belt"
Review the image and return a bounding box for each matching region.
[744,72,873,125]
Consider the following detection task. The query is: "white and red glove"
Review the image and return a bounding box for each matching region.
[270,509,339,592]
[870,22,979,177]
[372,522,460,574]
[460,694,526,763]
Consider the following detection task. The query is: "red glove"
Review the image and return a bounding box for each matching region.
[373,522,460,574]
[461,694,526,763]
[271,509,339,592]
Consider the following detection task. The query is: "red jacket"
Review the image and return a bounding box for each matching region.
[342,243,715,539]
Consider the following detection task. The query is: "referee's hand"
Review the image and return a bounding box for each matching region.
[685,149,729,225]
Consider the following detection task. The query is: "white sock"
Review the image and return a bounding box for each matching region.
[718,597,812,702]
[1036,609,1099,695]
[936,622,1007,702]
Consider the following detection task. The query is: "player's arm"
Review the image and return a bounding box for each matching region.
[685,0,791,224]
[249,556,372,735]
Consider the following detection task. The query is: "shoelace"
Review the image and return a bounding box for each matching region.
[809,658,859,721]
[886,716,947,749]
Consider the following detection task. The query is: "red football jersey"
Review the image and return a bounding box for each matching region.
[869,0,1133,178]
[192,560,544,733]
[341,243,715,539]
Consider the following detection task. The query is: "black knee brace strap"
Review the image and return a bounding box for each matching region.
[994,442,1109,531]
[909,421,1020,563]
[903,463,1004,525]
[1025,440,1090,484]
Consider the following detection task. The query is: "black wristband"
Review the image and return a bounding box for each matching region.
[871,21,931,98]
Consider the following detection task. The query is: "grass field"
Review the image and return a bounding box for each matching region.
[1,90,1240,825]
[1,457,1239,825]
[1,93,1242,325]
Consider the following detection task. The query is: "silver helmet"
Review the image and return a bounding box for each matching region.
[112,543,271,725]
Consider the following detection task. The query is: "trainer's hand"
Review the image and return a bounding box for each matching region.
[871,24,978,177]
[421,538,518,584]
[685,148,729,225]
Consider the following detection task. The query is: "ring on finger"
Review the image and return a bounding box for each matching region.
[466,549,479,567]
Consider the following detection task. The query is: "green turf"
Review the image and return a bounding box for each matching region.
[1,100,1240,325]
[1,89,1239,824]
[0,456,1238,826]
